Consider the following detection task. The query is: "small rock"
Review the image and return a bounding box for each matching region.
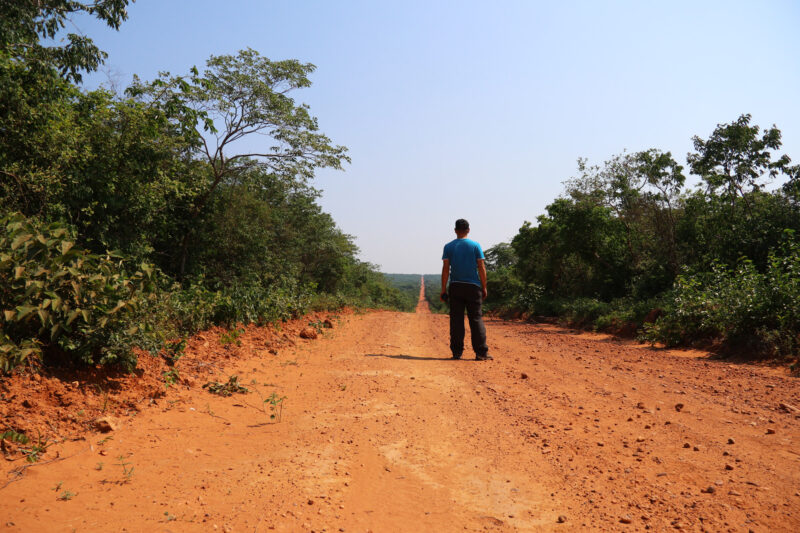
[299,327,318,339]
[683,443,690,448]
[701,486,715,494]
[307,499,314,505]
[620,515,632,524]
[693,446,700,451]
[557,515,567,523]
[597,442,604,447]
[725,464,734,470]
[727,438,735,445]
[323,318,334,329]
[728,490,742,496]
[674,403,684,412]
[521,372,529,379]
[182,376,197,387]
[779,402,799,413]
[93,416,119,433]
[765,428,776,435]
[71,381,80,388]
[21,399,35,409]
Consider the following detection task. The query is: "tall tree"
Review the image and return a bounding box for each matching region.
[0,0,131,82]
[688,114,790,207]
[127,48,350,276]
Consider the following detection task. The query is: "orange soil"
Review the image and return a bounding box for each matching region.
[1,279,799,532]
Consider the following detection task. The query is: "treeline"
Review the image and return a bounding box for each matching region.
[486,115,800,360]
[0,2,408,371]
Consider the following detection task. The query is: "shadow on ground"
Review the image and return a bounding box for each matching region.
[365,353,450,361]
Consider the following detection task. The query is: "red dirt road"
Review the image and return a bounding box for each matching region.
[1,280,799,532]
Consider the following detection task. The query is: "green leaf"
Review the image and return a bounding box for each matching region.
[66,309,80,325]
[61,241,74,255]
[15,306,37,320]
[11,233,33,250]
[3,310,16,321]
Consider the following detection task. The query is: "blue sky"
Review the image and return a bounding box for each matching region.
[75,1,800,274]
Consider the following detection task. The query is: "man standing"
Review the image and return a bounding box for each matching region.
[440,219,491,361]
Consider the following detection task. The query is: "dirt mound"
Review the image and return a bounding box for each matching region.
[0,311,346,459]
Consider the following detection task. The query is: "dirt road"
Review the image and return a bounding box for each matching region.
[2,280,799,532]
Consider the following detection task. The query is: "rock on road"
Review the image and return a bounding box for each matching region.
[1,282,798,532]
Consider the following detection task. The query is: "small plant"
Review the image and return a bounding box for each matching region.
[162,368,180,389]
[264,392,287,422]
[280,359,298,367]
[53,481,63,491]
[115,455,134,481]
[164,511,177,522]
[97,435,113,445]
[339,383,347,391]
[0,429,29,455]
[21,432,50,463]
[58,490,75,501]
[163,338,187,365]
[203,375,248,396]
[219,327,244,347]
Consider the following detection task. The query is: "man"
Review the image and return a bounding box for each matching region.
[440,218,491,361]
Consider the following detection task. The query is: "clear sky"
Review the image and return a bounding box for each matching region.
[75,0,800,274]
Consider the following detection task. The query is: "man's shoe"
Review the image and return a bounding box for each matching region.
[476,354,493,361]
[451,354,462,360]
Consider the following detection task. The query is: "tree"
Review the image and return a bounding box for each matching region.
[687,114,790,207]
[127,48,350,276]
[0,0,131,82]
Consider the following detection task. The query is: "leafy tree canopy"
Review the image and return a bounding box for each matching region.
[0,0,131,82]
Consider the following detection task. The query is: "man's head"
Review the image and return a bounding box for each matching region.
[455,218,470,238]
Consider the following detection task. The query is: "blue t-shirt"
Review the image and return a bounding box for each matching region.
[442,238,484,287]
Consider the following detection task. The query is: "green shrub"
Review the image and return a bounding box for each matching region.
[0,213,156,371]
[644,235,800,356]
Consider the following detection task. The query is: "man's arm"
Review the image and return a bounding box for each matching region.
[441,259,450,301]
[477,259,488,300]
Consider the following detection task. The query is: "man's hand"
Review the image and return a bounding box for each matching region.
[440,290,448,302]
[482,286,488,300]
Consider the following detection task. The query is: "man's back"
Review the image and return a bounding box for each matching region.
[442,238,483,287]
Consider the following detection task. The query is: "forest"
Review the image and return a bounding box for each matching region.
[484,118,800,361]
[0,1,411,372]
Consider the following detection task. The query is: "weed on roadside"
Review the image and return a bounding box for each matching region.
[0,429,29,456]
[203,375,248,396]
[163,338,187,365]
[21,432,50,463]
[115,455,134,482]
[58,490,75,501]
[162,368,180,389]
[219,328,244,347]
[280,359,298,367]
[264,392,287,422]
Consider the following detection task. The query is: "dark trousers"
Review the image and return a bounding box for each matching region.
[449,282,488,357]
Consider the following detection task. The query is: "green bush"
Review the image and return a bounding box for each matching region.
[0,213,156,370]
[644,235,800,356]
